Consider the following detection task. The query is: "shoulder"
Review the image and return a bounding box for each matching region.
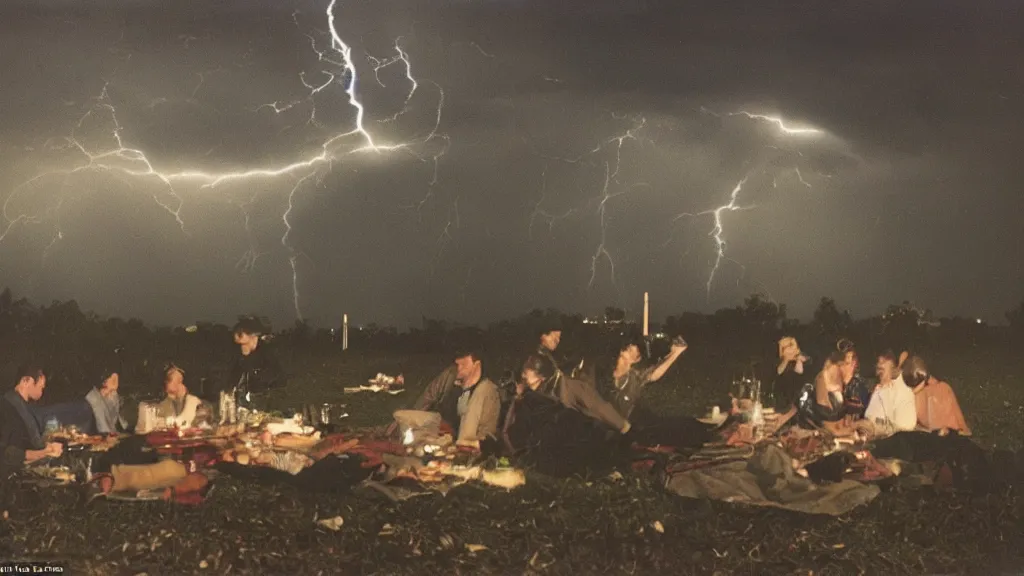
[476,379,501,397]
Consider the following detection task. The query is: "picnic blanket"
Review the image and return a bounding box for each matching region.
[665,444,880,516]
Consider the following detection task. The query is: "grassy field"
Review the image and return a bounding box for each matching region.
[2,347,1024,575]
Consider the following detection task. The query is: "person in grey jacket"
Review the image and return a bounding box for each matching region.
[85,369,127,434]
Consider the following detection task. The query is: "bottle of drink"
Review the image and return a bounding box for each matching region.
[44,417,60,438]
[751,401,764,441]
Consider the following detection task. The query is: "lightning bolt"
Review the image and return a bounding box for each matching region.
[673,177,754,297]
[724,110,823,136]
[526,115,648,289]
[674,108,827,299]
[0,1,447,321]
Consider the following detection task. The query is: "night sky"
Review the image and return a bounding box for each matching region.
[1,0,1022,328]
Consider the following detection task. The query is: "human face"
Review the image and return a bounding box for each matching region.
[619,344,642,366]
[540,330,561,352]
[24,375,46,401]
[838,352,857,383]
[234,331,259,355]
[100,373,119,397]
[875,357,897,383]
[164,368,186,398]
[454,355,481,383]
[520,368,543,390]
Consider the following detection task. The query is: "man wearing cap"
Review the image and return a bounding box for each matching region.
[227,318,287,410]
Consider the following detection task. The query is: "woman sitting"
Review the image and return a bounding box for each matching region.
[797,351,848,432]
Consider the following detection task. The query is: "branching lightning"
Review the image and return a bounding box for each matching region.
[673,177,754,296]
[1,0,447,321]
[673,108,827,300]
[526,115,648,289]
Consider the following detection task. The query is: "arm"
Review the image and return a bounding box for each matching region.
[248,348,287,393]
[647,344,687,383]
[412,366,456,412]
[260,350,287,390]
[946,384,971,435]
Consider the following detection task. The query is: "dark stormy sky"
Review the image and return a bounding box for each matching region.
[1,0,1022,328]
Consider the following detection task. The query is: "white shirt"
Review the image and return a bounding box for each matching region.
[864,374,917,435]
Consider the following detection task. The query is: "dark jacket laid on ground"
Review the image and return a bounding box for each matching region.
[502,389,628,477]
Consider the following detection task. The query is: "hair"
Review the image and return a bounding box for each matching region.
[617,335,647,360]
[901,355,929,388]
[826,350,846,366]
[97,367,118,387]
[233,316,266,337]
[522,354,555,380]
[164,362,186,382]
[877,349,899,364]
[842,347,858,364]
[777,336,799,359]
[15,363,45,385]
[536,316,563,337]
[454,349,483,364]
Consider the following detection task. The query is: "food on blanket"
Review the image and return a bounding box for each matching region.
[346,373,406,394]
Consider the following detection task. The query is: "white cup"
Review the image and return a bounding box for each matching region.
[711,406,721,418]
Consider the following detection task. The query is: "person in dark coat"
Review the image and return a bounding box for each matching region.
[227,318,286,409]
[1,364,63,478]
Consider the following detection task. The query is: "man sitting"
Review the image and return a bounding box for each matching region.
[1,364,64,478]
[394,351,501,448]
[85,369,127,434]
[136,364,205,433]
[903,355,971,435]
[226,318,287,411]
[863,350,917,436]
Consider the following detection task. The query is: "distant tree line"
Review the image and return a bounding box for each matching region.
[1,287,1021,401]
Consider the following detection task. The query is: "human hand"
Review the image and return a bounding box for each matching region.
[45,442,63,457]
[671,337,688,355]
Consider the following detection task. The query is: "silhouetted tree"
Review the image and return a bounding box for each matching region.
[604,306,626,323]
[812,297,852,341]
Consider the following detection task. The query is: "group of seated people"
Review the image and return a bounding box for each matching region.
[0,318,287,479]
[773,336,970,438]
[396,321,690,453]
[1,315,974,489]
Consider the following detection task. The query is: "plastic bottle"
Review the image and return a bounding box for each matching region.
[44,417,60,437]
